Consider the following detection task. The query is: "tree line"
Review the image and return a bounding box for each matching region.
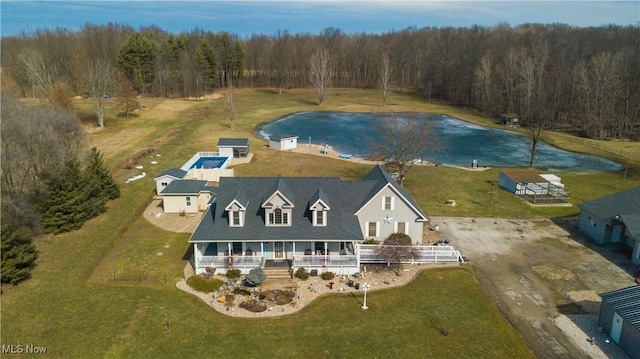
[2,23,638,138]
[1,97,120,284]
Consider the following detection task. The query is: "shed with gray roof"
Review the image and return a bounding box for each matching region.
[598,285,640,359]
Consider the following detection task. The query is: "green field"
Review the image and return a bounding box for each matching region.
[2,89,638,358]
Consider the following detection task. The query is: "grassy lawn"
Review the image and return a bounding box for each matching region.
[1,88,637,358]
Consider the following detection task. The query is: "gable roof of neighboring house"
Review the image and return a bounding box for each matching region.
[600,285,640,331]
[217,138,249,147]
[269,134,298,141]
[189,165,428,243]
[579,186,640,239]
[155,168,187,180]
[160,180,212,195]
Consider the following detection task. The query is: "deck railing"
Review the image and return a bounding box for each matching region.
[358,244,463,264]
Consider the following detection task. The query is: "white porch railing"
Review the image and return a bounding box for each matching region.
[197,255,262,269]
[358,244,463,264]
[294,255,358,268]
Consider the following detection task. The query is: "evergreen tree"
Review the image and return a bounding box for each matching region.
[116,32,159,94]
[196,39,217,89]
[85,147,120,200]
[40,158,100,233]
[1,216,38,284]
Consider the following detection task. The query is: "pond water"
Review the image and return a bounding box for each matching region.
[257,112,622,172]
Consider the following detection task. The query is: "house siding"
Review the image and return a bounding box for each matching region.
[163,193,210,213]
[358,186,424,244]
[578,209,608,244]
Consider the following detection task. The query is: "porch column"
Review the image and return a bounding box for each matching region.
[260,242,264,259]
[227,243,232,255]
[194,244,200,269]
[356,242,361,271]
[292,242,296,258]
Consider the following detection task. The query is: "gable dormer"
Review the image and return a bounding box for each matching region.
[262,176,294,226]
[309,188,330,226]
[225,189,248,227]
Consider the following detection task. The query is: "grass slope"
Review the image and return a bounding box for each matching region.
[2,89,637,358]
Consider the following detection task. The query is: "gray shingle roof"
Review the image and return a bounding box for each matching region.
[362,165,428,221]
[189,165,428,243]
[579,186,640,238]
[600,285,640,332]
[155,167,187,180]
[217,138,249,147]
[160,180,211,195]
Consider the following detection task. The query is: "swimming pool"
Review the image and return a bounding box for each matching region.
[257,112,623,172]
[190,157,228,169]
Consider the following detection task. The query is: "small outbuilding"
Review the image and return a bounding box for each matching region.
[578,186,640,265]
[159,180,216,214]
[269,134,298,151]
[598,285,640,359]
[499,169,569,204]
[500,112,519,126]
[217,138,250,158]
[154,168,187,195]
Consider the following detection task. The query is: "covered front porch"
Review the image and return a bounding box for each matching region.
[192,240,360,274]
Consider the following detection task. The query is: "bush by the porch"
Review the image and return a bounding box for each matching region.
[187,275,224,293]
[244,267,267,287]
[294,267,310,280]
[226,269,241,279]
[320,271,335,280]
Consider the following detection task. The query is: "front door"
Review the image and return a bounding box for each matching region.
[274,241,284,259]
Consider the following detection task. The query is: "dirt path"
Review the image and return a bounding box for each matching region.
[433,217,635,359]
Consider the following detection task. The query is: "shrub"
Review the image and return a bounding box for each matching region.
[363,238,379,244]
[385,232,412,245]
[226,269,241,279]
[187,275,224,293]
[294,267,310,280]
[233,288,251,296]
[239,299,267,312]
[320,271,335,280]
[244,267,267,287]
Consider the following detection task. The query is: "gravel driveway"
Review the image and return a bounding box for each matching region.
[433,217,635,359]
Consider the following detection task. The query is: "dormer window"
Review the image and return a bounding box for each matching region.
[314,210,326,226]
[268,208,289,225]
[225,191,248,227]
[232,211,241,226]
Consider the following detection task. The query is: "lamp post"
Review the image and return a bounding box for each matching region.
[361,282,371,310]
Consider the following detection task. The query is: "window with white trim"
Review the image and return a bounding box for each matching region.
[186,196,191,206]
[382,196,394,210]
[268,208,289,225]
[231,211,241,226]
[395,221,408,234]
[367,221,379,237]
[314,210,326,226]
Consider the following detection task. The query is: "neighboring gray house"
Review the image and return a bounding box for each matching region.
[269,134,298,150]
[160,180,216,214]
[154,168,188,195]
[578,186,640,265]
[217,138,250,158]
[189,165,429,274]
[598,285,640,359]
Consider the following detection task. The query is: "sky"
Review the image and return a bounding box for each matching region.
[1,1,638,38]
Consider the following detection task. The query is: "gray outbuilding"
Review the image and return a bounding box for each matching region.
[598,285,640,359]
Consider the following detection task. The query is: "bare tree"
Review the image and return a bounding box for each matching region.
[375,233,419,276]
[83,59,115,128]
[115,74,139,118]
[19,48,55,99]
[225,78,237,130]
[379,52,392,107]
[309,47,330,105]
[374,115,443,187]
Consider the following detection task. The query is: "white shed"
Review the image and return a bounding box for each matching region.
[269,134,299,150]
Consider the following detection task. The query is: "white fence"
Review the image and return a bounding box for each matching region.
[358,244,463,264]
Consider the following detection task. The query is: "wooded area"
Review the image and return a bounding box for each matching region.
[1,23,638,139]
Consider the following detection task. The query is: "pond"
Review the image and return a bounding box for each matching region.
[257,112,622,172]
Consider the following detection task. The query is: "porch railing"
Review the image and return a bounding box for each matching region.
[197,255,262,269]
[358,244,463,264]
[293,255,358,268]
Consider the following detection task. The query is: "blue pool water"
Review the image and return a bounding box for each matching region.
[257,112,622,172]
[190,157,227,169]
